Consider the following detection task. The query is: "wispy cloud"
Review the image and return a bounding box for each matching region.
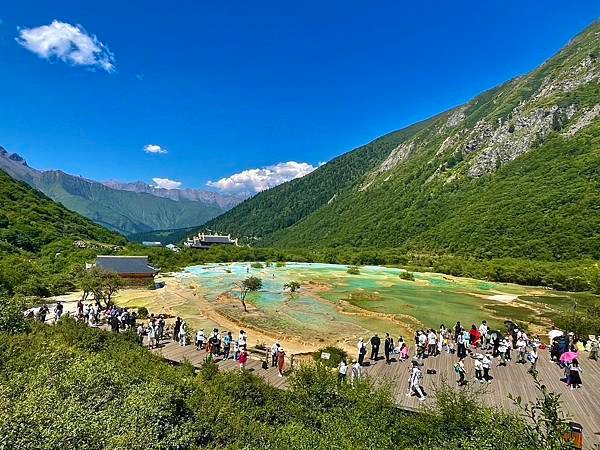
[152,177,182,190]
[207,161,317,197]
[16,20,115,72]
[135,73,145,81]
[144,144,167,154]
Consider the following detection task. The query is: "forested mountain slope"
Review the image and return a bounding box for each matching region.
[0,150,228,236]
[208,21,600,260]
[0,169,126,296]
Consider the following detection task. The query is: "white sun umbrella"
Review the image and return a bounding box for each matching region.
[548,330,564,340]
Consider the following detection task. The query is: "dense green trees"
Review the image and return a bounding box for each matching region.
[0,320,576,449]
[0,170,125,297]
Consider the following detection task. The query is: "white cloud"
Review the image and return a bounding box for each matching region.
[207,161,317,196]
[152,177,182,190]
[144,144,167,154]
[135,73,145,81]
[16,20,115,72]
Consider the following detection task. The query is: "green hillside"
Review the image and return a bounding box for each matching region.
[205,22,600,260]
[0,152,228,236]
[0,170,126,296]
[36,171,225,235]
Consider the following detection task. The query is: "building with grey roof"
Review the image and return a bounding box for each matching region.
[185,232,238,249]
[94,256,159,282]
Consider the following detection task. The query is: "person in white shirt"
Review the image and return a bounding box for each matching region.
[147,323,156,349]
[528,347,539,373]
[516,338,527,364]
[427,330,437,357]
[196,328,205,350]
[338,359,348,382]
[482,353,493,382]
[479,321,489,349]
[474,355,484,383]
[357,338,367,366]
[179,321,187,346]
[408,361,427,401]
[351,360,361,382]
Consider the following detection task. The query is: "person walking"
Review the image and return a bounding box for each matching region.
[196,328,205,350]
[474,355,484,383]
[351,360,361,383]
[338,359,348,382]
[178,321,187,346]
[454,358,467,386]
[76,299,84,319]
[54,301,64,322]
[223,331,232,359]
[589,337,599,361]
[370,334,381,361]
[156,315,165,344]
[399,341,409,361]
[482,353,493,383]
[233,339,240,360]
[479,320,489,349]
[147,323,156,349]
[239,347,248,371]
[384,333,394,364]
[498,338,508,366]
[516,337,527,364]
[427,329,437,357]
[37,304,49,323]
[136,323,144,345]
[357,338,367,366]
[173,317,181,343]
[454,321,462,342]
[277,347,286,377]
[408,361,427,401]
[528,346,539,373]
[567,359,583,389]
[457,329,467,358]
[271,342,280,367]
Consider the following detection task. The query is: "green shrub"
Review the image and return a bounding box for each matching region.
[251,262,264,269]
[312,346,348,368]
[399,271,415,281]
[347,266,360,275]
[137,306,149,319]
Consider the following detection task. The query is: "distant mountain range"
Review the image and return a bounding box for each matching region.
[102,180,243,209]
[193,21,600,260]
[0,148,242,236]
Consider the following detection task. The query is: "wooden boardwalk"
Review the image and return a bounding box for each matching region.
[153,337,600,449]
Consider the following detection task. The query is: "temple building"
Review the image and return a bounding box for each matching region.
[93,256,159,284]
[184,232,238,249]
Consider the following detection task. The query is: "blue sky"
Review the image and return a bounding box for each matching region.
[0,1,598,195]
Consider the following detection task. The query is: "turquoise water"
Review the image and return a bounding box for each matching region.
[179,262,533,334]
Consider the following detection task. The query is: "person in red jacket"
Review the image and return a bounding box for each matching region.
[469,324,481,348]
[239,346,248,371]
[277,347,286,377]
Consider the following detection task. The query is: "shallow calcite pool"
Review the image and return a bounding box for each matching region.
[174,262,539,346]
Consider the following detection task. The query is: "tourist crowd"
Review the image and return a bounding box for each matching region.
[349,319,598,401]
[29,300,598,397]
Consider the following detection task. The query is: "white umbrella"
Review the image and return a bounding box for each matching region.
[548,330,564,340]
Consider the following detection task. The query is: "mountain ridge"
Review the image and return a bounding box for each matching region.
[102,180,243,209]
[200,21,600,259]
[0,149,238,236]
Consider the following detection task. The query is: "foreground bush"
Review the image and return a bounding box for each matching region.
[0,320,574,449]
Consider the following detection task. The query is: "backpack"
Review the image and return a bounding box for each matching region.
[453,363,461,373]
